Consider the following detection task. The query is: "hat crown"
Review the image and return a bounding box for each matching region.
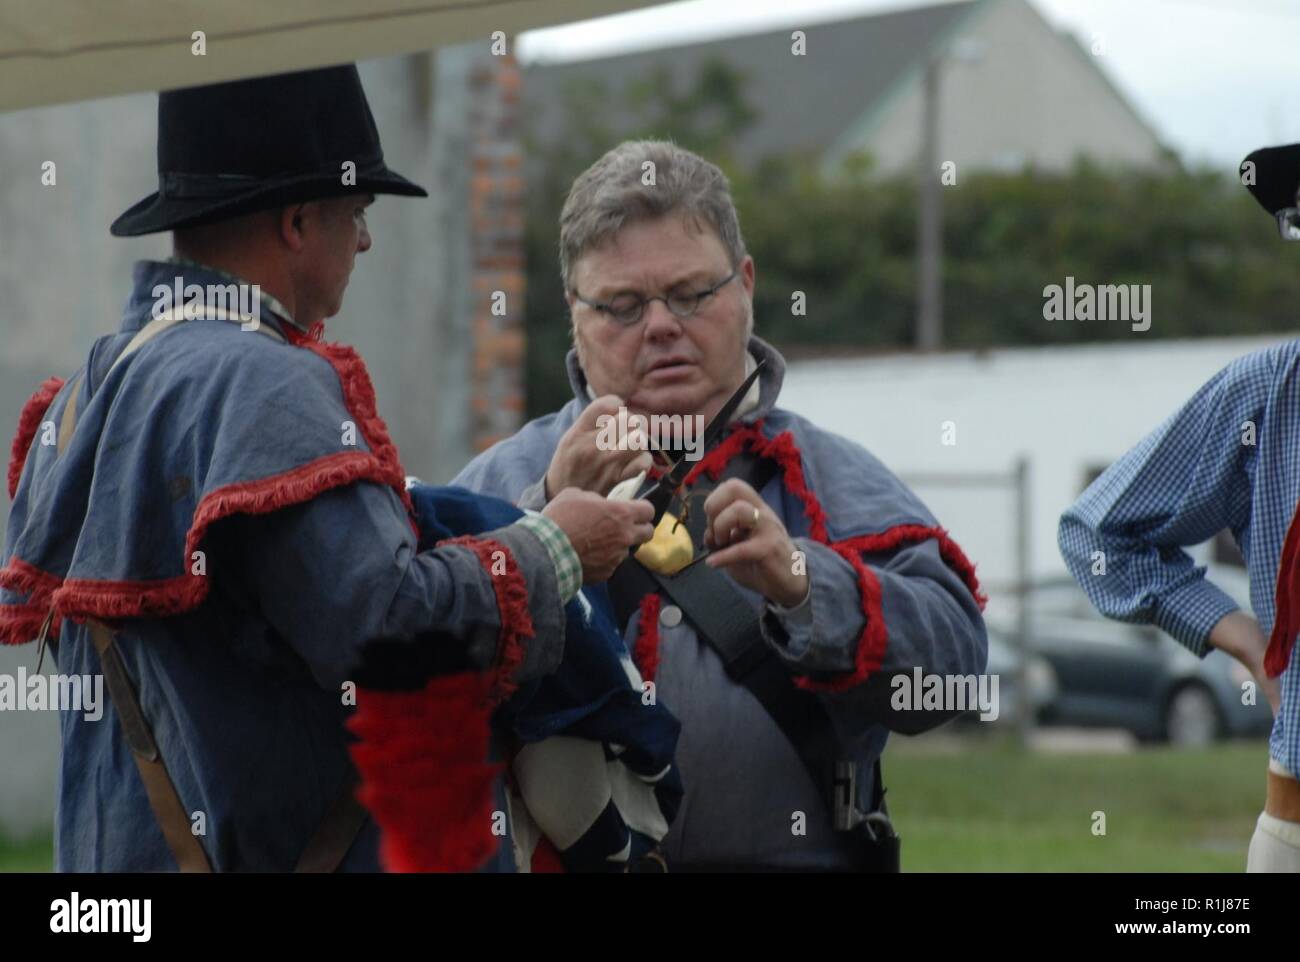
[110,63,426,236]
[157,64,383,181]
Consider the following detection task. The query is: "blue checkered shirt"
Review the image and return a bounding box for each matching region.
[1059,340,1300,776]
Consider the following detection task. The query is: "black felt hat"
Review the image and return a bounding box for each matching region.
[110,64,427,237]
[1241,143,1300,217]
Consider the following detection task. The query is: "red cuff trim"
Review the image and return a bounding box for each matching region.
[792,546,887,693]
[632,593,663,684]
[8,376,64,500]
[437,535,534,702]
[347,672,500,872]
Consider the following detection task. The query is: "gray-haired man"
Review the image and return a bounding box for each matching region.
[453,140,988,871]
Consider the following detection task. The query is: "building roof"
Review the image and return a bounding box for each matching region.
[523,0,980,161]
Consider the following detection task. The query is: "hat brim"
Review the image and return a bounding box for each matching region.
[1242,143,1300,217]
[109,167,428,237]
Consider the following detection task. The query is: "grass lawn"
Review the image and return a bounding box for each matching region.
[0,736,1270,873]
[885,734,1268,871]
[0,830,53,872]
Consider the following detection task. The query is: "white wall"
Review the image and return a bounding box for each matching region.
[779,334,1290,604]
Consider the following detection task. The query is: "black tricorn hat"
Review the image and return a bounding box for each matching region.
[110,64,427,237]
[1241,143,1300,217]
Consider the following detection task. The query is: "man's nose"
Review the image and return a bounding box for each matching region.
[357,225,372,253]
[642,298,683,341]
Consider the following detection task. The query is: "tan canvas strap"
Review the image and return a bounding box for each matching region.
[86,618,368,873]
[55,372,83,457]
[106,307,286,379]
[53,309,285,459]
[294,768,368,873]
[88,619,214,873]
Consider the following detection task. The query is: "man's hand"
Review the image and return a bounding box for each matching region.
[1209,610,1281,716]
[542,488,655,584]
[702,478,809,608]
[544,395,655,499]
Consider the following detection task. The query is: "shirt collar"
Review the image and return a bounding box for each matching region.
[162,256,308,335]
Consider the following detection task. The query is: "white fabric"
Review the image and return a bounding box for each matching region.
[1246,811,1300,872]
[0,0,660,112]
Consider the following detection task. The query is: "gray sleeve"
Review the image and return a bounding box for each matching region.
[206,480,565,691]
[760,536,987,737]
[478,521,566,682]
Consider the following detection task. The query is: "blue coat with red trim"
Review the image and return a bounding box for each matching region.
[452,336,989,869]
[1,260,567,871]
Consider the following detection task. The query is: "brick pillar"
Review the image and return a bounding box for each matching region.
[468,51,526,453]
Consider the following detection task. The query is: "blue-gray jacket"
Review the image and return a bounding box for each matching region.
[452,337,988,869]
[1,260,564,871]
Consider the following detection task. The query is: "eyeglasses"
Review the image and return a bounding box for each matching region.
[571,269,739,326]
[1277,208,1300,242]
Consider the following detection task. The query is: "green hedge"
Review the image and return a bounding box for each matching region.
[523,66,1300,417]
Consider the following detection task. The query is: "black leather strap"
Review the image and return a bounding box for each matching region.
[609,450,849,818]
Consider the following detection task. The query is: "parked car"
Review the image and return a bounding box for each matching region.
[986,575,1273,746]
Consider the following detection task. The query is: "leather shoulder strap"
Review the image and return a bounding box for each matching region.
[608,448,845,815]
[106,308,286,379]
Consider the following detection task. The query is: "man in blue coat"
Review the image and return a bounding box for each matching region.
[453,140,989,871]
[0,66,652,871]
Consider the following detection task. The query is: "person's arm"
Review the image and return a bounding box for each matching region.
[760,535,989,735]
[1057,353,1270,656]
[701,477,987,735]
[1209,610,1281,715]
[205,479,575,692]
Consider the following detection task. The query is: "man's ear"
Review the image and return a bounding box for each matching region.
[739,254,756,298]
[278,203,310,252]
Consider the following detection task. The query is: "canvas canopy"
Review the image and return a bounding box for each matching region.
[0,0,658,112]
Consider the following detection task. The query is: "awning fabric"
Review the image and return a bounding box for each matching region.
[0,0,658,112]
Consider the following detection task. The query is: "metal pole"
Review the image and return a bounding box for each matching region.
[1014,456,1033,748]
[915,56,943,353]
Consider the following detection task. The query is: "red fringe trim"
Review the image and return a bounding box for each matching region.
[837,527,988,612]
[3,330,425,632]
[283,328,417,533]
[0,450,399,636]
[0,556,63,600]
[347,672,501,872]
[0,602,61,647]
[7,376,64,500]
[632,593,663,684]
[436,535,534,703]
[684,421,987,692]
